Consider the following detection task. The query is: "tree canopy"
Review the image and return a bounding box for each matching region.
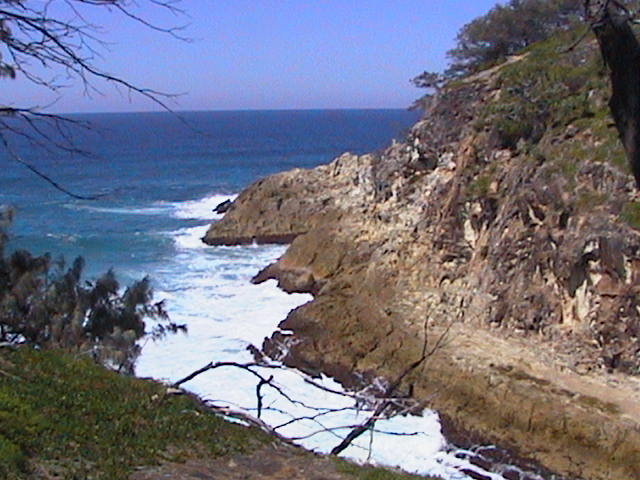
[446,0,585,75]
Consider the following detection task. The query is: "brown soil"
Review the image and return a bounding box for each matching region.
[130,443,418,480]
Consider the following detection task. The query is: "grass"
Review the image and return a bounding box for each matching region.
[0,347,445,480]
[621,201,640,230]
[0,346,268,479]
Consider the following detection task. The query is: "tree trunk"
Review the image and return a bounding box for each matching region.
[587,0,640,187]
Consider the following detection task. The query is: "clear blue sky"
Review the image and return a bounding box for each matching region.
[6,1,499,113]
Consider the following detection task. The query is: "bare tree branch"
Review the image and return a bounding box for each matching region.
[0,1,188,195]
[173,319,450,460]
[330,319,451,455]
[0,131,104,199]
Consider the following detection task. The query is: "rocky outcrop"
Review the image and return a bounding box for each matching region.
[204,35,640,480]
[203,153,378,246]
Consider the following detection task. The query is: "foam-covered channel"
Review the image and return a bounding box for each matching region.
[136,194,506,480]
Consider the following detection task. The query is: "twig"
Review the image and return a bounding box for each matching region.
[204,404,297,446]
[560,26,592,53]
[0,368,22,381]
[1,132,104,200]
[330,318,451,455]
[256,375,273,418]
[330,397,393,455]
[272,406,354,431]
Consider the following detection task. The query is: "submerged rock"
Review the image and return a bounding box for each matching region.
[213,199,233,214]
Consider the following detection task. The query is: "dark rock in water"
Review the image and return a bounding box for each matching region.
[501,469,521,480]
[213,199,233,214]
[468,455,494,473]
[461,469,492,480]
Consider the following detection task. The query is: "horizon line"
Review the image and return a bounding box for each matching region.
[55,106,418,116]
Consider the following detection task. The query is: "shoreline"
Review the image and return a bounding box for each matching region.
[202,43,640,479]
[203,142,640,479]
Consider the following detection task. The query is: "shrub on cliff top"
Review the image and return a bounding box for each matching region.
[447,0,585,75]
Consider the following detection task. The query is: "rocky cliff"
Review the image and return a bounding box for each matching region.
[204,30,640,480]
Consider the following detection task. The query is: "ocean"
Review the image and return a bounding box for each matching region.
[0,110,505,480]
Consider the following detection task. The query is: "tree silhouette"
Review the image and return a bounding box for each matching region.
[586,0,640,187]
[0,216,186,374]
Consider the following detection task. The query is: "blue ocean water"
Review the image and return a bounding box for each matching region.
[0,109,417,280]
[0,110,506,479]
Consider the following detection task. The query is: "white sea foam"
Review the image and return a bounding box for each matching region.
[65,204,172,216]
[136,194,505,480]
[169,194,237,220]
[64,194,236,221]
[170,225,211,250]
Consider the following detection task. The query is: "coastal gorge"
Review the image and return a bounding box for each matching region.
[204,28,640,480]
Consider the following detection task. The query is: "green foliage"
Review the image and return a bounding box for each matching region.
[476,25,612,151]
[467,174,493,200]
[575,190,610,211]
[448,0,584,75]
[0,213,185,373]
[621,201,640,229]
[0,347,266,479]
[411,71,445,92]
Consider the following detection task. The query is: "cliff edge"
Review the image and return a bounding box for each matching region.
[204,31,640,480]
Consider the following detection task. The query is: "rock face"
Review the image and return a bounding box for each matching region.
[205,35,640,480]
[203,154,378,246]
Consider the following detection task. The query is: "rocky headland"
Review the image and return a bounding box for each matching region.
[204,31,640,480]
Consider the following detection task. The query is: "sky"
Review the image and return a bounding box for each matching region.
[3,1,499,113]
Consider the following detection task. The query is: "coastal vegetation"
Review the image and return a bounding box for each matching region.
[204,2,640,479]
[0,209,186,374]
[5,1,640,479]
[0,348,444,479]
[446,0,585,75]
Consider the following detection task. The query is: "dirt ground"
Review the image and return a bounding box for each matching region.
[129,443,421,480]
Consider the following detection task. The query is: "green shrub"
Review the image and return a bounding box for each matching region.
[0,211,185,374]
[621,201,640,229]
[0,434,27,476]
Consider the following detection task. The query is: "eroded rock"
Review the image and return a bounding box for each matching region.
[204,46,640,480]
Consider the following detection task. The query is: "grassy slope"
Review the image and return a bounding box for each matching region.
[0,347,438,480]
[0,346,267,479]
